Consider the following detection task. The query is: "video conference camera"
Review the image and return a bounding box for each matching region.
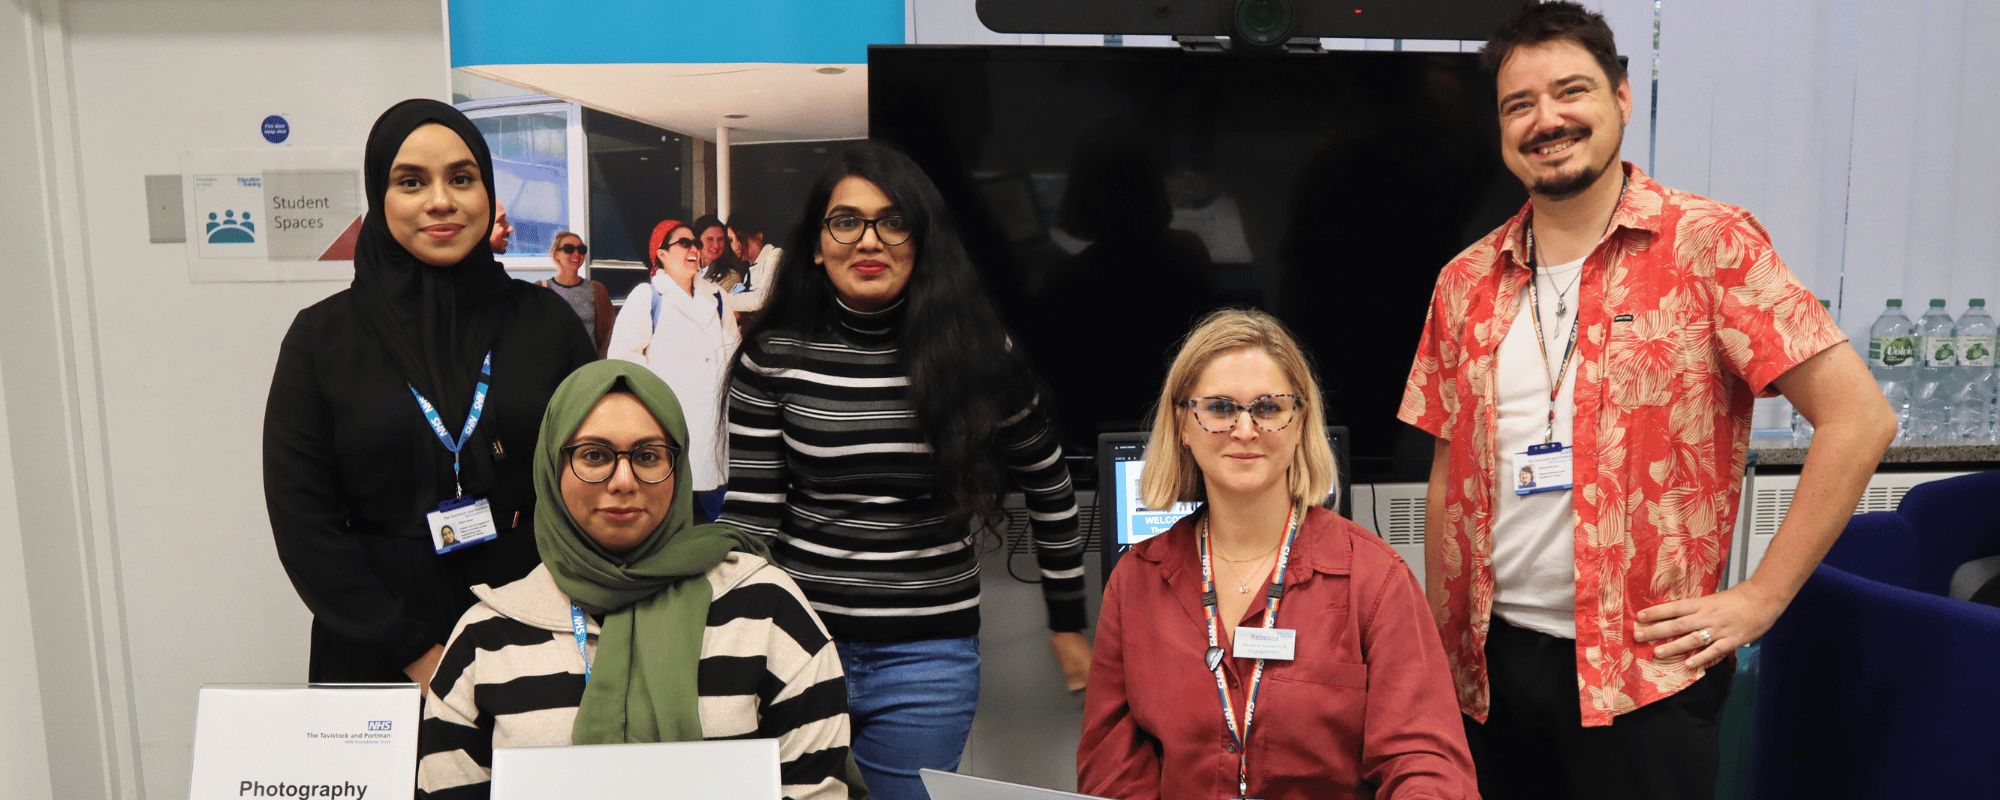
[976,0,1522,50]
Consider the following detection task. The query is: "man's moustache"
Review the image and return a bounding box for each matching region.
[1522,127,1590,152]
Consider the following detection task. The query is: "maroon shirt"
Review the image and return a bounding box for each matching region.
[1079,506,1476,800]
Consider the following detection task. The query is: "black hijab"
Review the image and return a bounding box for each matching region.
[352,98,513,431]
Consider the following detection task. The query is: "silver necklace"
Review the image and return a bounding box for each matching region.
[1527,175,1629,319]
[1536,266,1585,318]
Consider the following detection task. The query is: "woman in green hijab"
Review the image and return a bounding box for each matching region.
[416,360,860,800]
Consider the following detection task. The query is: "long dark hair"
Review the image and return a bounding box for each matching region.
[735,142,1040,531]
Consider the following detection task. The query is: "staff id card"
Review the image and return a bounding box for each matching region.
[1513,442,1573,496]
[428,496,498,554]
[1232,627,1297,661]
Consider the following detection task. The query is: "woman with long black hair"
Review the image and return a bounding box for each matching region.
[718,142,1090,800]
[263,98,596,685]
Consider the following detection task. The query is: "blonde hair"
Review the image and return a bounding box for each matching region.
[1139,308,1336,510]
[549,230,582,262]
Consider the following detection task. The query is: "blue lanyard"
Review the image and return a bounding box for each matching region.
[569,602,593,684]
[408,351,491,496]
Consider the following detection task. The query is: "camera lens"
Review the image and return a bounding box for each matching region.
[1233,0,1295,47]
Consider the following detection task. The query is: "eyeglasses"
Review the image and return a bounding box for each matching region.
[822,215,912,246]
[1183,395,1305,433]
[558,243,588,256]
[560,443,676,484]
[663,237,698,251]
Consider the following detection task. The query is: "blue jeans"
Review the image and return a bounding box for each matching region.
[836,636,981,800]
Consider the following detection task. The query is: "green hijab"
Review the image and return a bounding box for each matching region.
[533,360,768,744]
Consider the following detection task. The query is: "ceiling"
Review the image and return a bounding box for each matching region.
[463,62,868,144]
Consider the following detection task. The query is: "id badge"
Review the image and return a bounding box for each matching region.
[1232,627,1296,661]
[1513,442,1574,496]
[427,496,498,554]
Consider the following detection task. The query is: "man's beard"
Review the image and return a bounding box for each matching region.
[1525,126,1620,201]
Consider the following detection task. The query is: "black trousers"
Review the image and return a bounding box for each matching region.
[1462,616,1736,800]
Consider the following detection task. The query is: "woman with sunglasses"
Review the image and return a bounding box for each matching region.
[263,99,597,686]
[719,142,1090,800]
[538,231,614,356]
[1078,309,1474,800]
[417,360,860,800]
[607,220,738,523]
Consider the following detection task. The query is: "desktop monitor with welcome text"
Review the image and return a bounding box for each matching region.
[1097,426,1349,581]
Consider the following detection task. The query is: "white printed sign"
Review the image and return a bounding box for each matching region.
[183,149,364,283]
[188,684,420,800]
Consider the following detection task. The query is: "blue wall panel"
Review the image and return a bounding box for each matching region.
[451,0,903,66]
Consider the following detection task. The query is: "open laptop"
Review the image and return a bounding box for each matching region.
[920,769,1111,800]
[490,738,780,800]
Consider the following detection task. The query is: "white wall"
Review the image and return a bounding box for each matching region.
[3,1,449,798]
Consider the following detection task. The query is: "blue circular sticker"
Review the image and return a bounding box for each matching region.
[261,115,290,144]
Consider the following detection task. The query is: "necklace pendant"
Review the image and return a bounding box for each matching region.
[1237,584,1252,594]
[1557,299,1568,318]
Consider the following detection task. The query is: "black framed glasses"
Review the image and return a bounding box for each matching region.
[822,215,912,246]
[1183,395,1305,433]
[560,443,676,484]
[662,237,698,251]
[558,243,588,256]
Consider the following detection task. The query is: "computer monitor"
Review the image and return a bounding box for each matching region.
[1097,426,1349,581]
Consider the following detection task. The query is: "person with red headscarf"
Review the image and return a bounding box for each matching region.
[605,218,739,523]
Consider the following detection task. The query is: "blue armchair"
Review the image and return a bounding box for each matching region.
[1754,543,2000,795]
[1895,470,2000,597]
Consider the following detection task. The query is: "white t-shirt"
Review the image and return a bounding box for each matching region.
[1489,254,1585,639]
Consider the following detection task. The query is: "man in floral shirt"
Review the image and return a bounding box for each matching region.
[1398,4,1896,798]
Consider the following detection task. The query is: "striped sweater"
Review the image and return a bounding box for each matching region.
[717,298,1087,642]
[416,558,852,800]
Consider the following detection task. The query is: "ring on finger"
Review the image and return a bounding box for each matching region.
[1696,628,1713,645]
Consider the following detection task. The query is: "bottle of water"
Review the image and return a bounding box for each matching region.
[1792,299,1833,446]
[1868,299,1917,442]
[1953,298,1997,442]
[1911,299,1958,442]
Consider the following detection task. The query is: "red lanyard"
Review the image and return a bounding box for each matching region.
[1197,502,1301,800]
[1522,175,1627,443]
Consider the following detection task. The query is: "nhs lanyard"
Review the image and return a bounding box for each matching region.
[407,351,491,497]
[569,602,593,684]
[1198,502,1302,800]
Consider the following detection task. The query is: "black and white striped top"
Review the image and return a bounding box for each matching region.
[717,298,1087,642]
[417,559,853,800]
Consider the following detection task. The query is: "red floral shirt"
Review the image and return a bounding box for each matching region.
[1398,164,1845,726]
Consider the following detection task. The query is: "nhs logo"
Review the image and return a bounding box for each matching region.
[367,720,392,731]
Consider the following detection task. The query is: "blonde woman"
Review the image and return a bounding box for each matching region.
[537,231,614,356]
[1078,309,1475,800]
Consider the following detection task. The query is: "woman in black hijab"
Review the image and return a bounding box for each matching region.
[263,99,597,685]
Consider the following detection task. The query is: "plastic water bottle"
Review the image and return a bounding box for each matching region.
[1792,299,1833,446]
[1868,299,1917,441]
[1953,299,1997,442]
[1911,299,1957,442]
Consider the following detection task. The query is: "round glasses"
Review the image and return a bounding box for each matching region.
[822,215,912,246]
[560,443,676,484]
[1183,395,1304,433]
[558,242,588,256]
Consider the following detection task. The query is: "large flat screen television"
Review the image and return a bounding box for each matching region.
[869,45,1527,483]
